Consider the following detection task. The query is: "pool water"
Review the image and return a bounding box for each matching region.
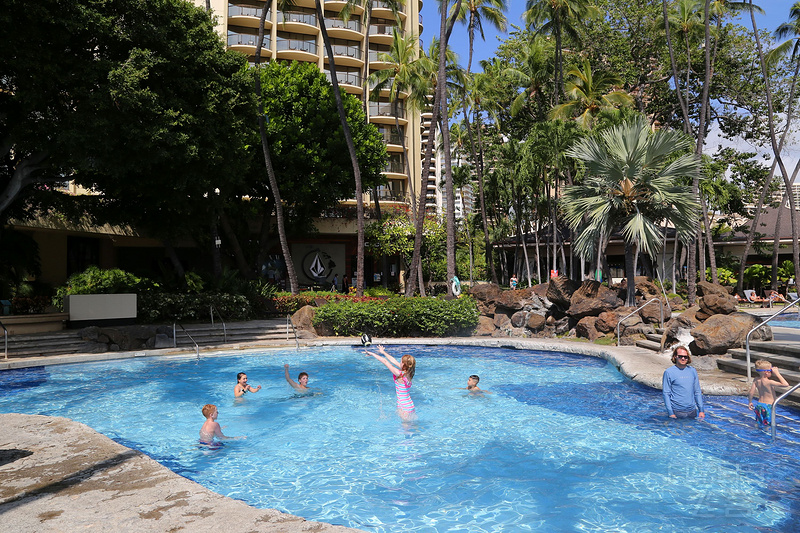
[770,313,800,329]
[2,345,800,532]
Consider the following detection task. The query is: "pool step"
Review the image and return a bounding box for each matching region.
[719,341,800,400]
[1,332,96,358]
[0,320,295,359]
[173,320,294,348]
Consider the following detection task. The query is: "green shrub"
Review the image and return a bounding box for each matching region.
[312,296,479,337]
[138,292,251,323]
[54,266,157,309]
[11,295,51,314]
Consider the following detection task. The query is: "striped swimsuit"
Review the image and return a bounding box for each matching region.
[394,373,415,413]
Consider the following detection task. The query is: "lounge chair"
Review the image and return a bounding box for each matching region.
[743,290,766,307]
[789,291,798,302]
[766,290,788,307]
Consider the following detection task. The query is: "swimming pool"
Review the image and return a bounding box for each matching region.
[769,312,800,329]
[1,345,799,532]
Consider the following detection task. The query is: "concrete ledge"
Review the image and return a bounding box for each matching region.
[0,313,68,335]
[0,413,362,533]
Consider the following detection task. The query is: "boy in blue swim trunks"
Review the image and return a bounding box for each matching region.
[748,360,789,426]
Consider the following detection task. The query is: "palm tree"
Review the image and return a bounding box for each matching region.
[748,0,800,297]
[504,34,552,119]
[562,116,700,307]
[450,0,508,74]
[254,5,298,293]
[368,28,421,204]
[311,0,368,296]
[406,1,463,296]
[550,59,634,129]
[735,3,794,295]
[524,0,599,105]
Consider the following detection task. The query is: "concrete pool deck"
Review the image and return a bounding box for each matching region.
[0,334,768,531]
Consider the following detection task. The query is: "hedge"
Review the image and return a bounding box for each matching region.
[312,296,479,337]
[138,293,251,323]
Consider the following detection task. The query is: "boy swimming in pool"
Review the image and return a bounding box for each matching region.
[464,375,491,394]
[284,364,310,392]
[748,360,789,426]
[234,372,261,398]
[199,404,244,442]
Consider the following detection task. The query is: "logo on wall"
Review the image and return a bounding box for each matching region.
[301,249,336,282]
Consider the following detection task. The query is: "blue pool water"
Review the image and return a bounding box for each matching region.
[2,345,800,532]
[770,313,800,329]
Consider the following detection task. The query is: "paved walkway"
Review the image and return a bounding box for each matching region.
[2,309,797,532]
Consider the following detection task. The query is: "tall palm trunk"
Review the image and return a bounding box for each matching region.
[406,0,462,296]
[750,2,800,295]
[255,7,298,293]
[736,53,800,294]
[624,241,636,306]
[474,108,498,283]
[315,0,366,296]
[441,100,457,296]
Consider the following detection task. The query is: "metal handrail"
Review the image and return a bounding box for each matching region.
[173,322,200,358]
[286,314,299,350]
[771,381,800,437]
[616,298,664,346]
[0,320,7,360]
[745,298,800,384]
[209,305,227,342]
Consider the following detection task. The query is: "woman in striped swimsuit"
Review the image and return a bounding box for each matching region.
[365,345,417,421]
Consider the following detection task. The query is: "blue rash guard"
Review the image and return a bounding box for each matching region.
[662,365,705,417]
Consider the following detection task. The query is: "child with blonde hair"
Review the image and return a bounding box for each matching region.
[199,404,244,442]
[748,360,789,426]
[365,345,417,421]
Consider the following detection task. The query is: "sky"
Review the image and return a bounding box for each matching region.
[418,1,798,72]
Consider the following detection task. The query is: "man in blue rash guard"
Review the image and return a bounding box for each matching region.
[662,345,706,420]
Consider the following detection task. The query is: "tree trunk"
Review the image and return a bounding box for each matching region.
[750,2,800,295]
[736,52,800,294]
[315,0,366,296]
[163,239,186,281]
[405,0,462,296]
[625,241,636,306]
[254,8,298,294]
[474,109,497,283]
[220,211,255,279]
[440,95,457,295]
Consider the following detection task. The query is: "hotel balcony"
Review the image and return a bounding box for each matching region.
[323,0,364,15]
[228,4,271,30]
[324,69,364,96]
[276,37,318,61]
[323,40,364,68]
[371,0,406,21]
[368,23,398,45]
[323,16,363,41]
[227,31,271,58]
[369,101,407,125]
[276,10,318,35]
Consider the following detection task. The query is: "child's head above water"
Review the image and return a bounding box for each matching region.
[401,354,416,379]
[237,372,247,383]
[467,375,480,388]
[755,359,773,373]
[202,404,217,419]
[298,372,309,386]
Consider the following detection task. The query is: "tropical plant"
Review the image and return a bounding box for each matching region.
[562,116,700,306]
[524,0,600,105]
[550,59,634,129]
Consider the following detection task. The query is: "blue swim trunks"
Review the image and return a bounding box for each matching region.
[754,402,772,426]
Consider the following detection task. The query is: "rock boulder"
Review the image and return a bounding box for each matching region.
[690,312,773,355]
